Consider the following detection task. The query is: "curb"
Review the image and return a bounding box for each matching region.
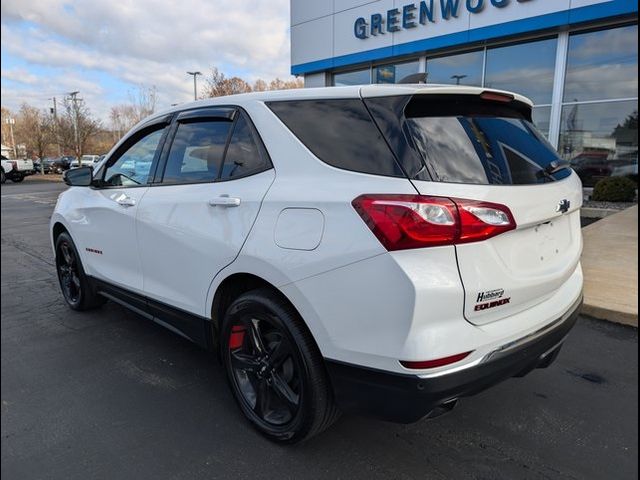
[580,207,619,219]
[582,303,638,328]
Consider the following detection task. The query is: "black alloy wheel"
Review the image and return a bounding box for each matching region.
[55,232,105,311]
[222,290,339,443]
[57,239,82,306]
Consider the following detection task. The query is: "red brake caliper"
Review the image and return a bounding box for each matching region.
[229,325,246,350]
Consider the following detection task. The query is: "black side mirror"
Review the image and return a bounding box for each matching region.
[63,166,93,186]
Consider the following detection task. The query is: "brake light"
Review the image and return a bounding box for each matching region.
[352,194,515,251]
[400,351,473,369]
[480,91,514,103]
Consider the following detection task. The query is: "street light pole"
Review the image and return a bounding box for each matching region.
[5,118,17,158]
[68,91,80,164]
[451,74,467,85]
[187,71,202,101]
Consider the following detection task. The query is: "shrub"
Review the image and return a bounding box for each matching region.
[592,176,637,202]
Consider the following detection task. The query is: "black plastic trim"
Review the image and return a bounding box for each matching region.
[324,298,582,423]
[89,277,212,349]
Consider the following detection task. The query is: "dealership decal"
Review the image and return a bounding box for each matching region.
[354,0,534,39]
[475,288,510,311]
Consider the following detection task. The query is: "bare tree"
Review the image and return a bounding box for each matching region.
[202,67,253,98]
[58,97,101,160]
[109,85,158,141]
[14,104,54,171]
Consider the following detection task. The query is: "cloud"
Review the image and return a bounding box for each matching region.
[0,0,293,121]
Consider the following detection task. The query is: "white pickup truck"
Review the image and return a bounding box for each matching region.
[1,155,35,183]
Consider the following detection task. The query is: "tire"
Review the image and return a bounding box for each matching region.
[11,174,24,183]
[1,169,5,184]
[221,289,339,443]
[55,232,106,311]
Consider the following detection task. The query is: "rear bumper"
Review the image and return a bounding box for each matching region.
[325,295,582,423]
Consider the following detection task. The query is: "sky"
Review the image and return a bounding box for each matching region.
[1,0,292,122]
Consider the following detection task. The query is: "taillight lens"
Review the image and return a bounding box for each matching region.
[352,194,515,251]
[400,351,473,369]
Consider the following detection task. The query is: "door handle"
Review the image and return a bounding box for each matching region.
[113,193,136,207]
[208,196,241,207]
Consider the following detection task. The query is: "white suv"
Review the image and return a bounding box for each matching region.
[51,85,583,443]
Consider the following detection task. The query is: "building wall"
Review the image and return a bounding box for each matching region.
[290,0,637,76]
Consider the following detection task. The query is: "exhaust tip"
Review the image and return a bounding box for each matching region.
[425,398,458,419]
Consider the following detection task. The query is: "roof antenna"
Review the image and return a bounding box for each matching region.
[399,72,427,84]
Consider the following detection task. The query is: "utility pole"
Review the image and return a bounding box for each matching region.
[50,97,62,156]
[187,71,202,101]
[451,74,467,85]
[5,118,17,158]
[68,91,80,164]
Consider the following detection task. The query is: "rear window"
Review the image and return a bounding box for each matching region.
[403,96,571,185]
[267,99,404,178]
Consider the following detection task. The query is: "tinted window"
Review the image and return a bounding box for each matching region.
[267,99,404,178]
[374,60,420,84]
[333,68,370,86]
[427,50,483,86]
[220,113,269,180]
[484,38,557,104]
[103,128,165,187]
[405,100,570,185]
[163,121,232,184]
[564,25,638,103]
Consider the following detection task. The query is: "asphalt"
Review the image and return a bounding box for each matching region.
[1,178,638,480]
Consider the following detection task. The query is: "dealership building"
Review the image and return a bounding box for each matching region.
[290,0,638,186]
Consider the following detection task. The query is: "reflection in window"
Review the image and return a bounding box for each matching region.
[333,68,370,86]
[559,101,638,187]
[485,38,557,104]
[564,25,638,103]
[104,128,165,186]
[373,61,420,84]
[532,106,551,138]
[163,121,232,184]
[427,50,483,86]
[220,114,269,180]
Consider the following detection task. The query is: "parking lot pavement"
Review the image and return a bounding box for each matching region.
[1,181,638,480]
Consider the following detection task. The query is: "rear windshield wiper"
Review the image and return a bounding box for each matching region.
[544,160,571,175]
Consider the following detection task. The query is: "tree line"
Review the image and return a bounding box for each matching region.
[1,67,303,169]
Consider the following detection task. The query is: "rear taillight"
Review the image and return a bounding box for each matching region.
[400,351,473,369]
[352,194,515,251]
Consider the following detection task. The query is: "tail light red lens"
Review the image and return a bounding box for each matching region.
[352,194,515,251]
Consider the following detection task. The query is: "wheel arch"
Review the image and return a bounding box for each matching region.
[207,269,329,359]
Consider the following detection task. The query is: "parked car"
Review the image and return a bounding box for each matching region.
[33,157,55,174]
[51,85,583,443]
[50,156,74,174]
[1,155,34,183]
[70,155,101,169]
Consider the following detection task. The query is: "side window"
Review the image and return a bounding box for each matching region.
[162,120,232,184]
[267,99,404,178]
[103,128,165,187]
[219,113,270,180]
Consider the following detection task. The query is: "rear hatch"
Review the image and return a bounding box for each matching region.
[364,88,583,325]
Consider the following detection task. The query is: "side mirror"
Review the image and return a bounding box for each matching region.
[63,166,93,186]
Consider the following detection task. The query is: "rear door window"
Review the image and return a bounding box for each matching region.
[267,99,405,178]
[219,113,270,180]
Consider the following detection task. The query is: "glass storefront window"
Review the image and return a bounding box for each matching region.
[564,25,638,103]
[558,101,638,187]
[373,60,420,84]
[333,68,370,86]
[532,106,552,139]
[426,50,483,86]
[484,38,557,104]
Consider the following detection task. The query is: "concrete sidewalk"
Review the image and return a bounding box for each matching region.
[581,205,638,327]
